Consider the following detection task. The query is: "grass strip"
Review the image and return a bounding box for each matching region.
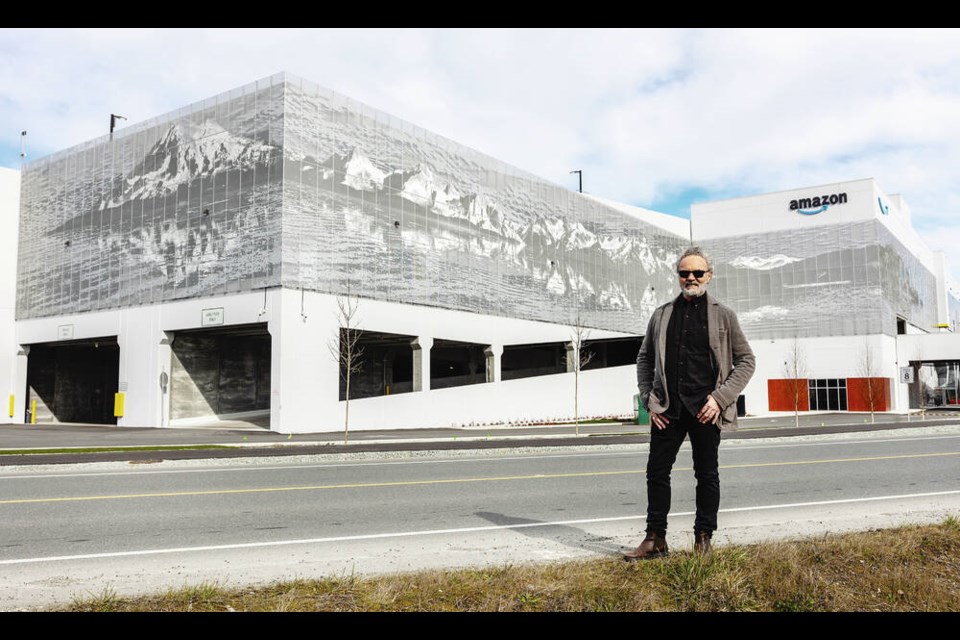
[63,516,960,612]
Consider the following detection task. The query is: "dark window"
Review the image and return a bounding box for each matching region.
[431,339,487,390]
[502,342,566,381]
[340,330,416,400]
[587,337,643,368]
[808,378,848,411]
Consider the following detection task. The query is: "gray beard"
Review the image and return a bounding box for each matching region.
[682,285,707,299]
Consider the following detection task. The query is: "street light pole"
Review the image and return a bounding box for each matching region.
[569,170,582,193]
[110,114,127,141]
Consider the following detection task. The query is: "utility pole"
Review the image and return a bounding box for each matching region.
[569,169,582,193]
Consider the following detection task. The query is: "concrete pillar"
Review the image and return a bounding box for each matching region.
[411,336,433,392]
[268,307,283,431]
[117,306,168,428]
[11,345,28,423]
[158,332,173,427]
[269,288,339,433]
[565,342,577,373]
[485,344,503,383]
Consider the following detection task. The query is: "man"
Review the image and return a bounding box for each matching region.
[624,246,755,559]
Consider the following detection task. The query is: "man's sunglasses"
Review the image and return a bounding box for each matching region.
[677,270,709,279]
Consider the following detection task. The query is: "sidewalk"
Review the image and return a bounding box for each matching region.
[2,410,958,466]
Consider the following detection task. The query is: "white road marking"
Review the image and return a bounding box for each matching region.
[3,489,958,566]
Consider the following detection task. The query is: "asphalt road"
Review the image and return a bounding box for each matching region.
[2,423,959,610]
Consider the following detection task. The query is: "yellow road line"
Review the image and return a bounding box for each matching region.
[719,450,960,469]
[0,471,632,505]
[3,451,958,506]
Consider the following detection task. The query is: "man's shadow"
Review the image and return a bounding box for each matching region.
[474,511,628,556]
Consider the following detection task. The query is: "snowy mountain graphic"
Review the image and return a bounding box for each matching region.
[39,116,678,325]
[98,120,275,210]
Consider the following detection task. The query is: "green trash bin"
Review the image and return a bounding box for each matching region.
[634,393,650,426]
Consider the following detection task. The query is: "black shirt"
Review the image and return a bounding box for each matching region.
[663,293,717,419]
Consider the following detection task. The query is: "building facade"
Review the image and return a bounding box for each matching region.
[10,72,688,431]
[693,179,960,416]
[4,72,959,431]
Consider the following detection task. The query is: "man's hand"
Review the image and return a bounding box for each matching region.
[650,412,670,430]
[697,395,721,424]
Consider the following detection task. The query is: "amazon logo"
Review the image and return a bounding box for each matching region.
[877,197,890,216]
[789,192,848,215]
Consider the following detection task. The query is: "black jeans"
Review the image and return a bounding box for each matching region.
[645,404,721,536]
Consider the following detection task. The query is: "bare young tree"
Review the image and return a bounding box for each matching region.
[857,339,881,424]
[782,337,808,428]
[327,293,363,444]
[567,308,594,437]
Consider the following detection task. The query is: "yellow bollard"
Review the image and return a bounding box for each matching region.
[114,392,125,418]
[30,399,36,425]
[8,394,13,418]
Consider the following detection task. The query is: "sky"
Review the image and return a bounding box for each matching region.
[2,28,959,283]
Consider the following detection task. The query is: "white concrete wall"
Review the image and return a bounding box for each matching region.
[344,365,636,431]
[13,287,637,432]
[276,289,919,430]
[270,289,638,433]
[268,287,338,433]
[692,178,880,240]
[897,333,960,362]
[743,334,899,416]
[1,168,19,423]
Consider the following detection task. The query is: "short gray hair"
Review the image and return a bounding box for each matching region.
[675,246,713,272]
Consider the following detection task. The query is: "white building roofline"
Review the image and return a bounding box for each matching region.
[583,193,690,238]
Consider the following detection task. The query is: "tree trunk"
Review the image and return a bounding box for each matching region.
[574,369,580,436]
[344,356,351,444]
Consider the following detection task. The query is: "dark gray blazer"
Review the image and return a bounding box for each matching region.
[636,293,756,430]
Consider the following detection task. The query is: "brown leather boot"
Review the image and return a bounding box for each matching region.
[693,531,712,555]
[623,531,668,561]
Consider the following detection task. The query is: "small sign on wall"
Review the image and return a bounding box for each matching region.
[57,324,74,340]
[899,367,915,384]
[201,308,224,327]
